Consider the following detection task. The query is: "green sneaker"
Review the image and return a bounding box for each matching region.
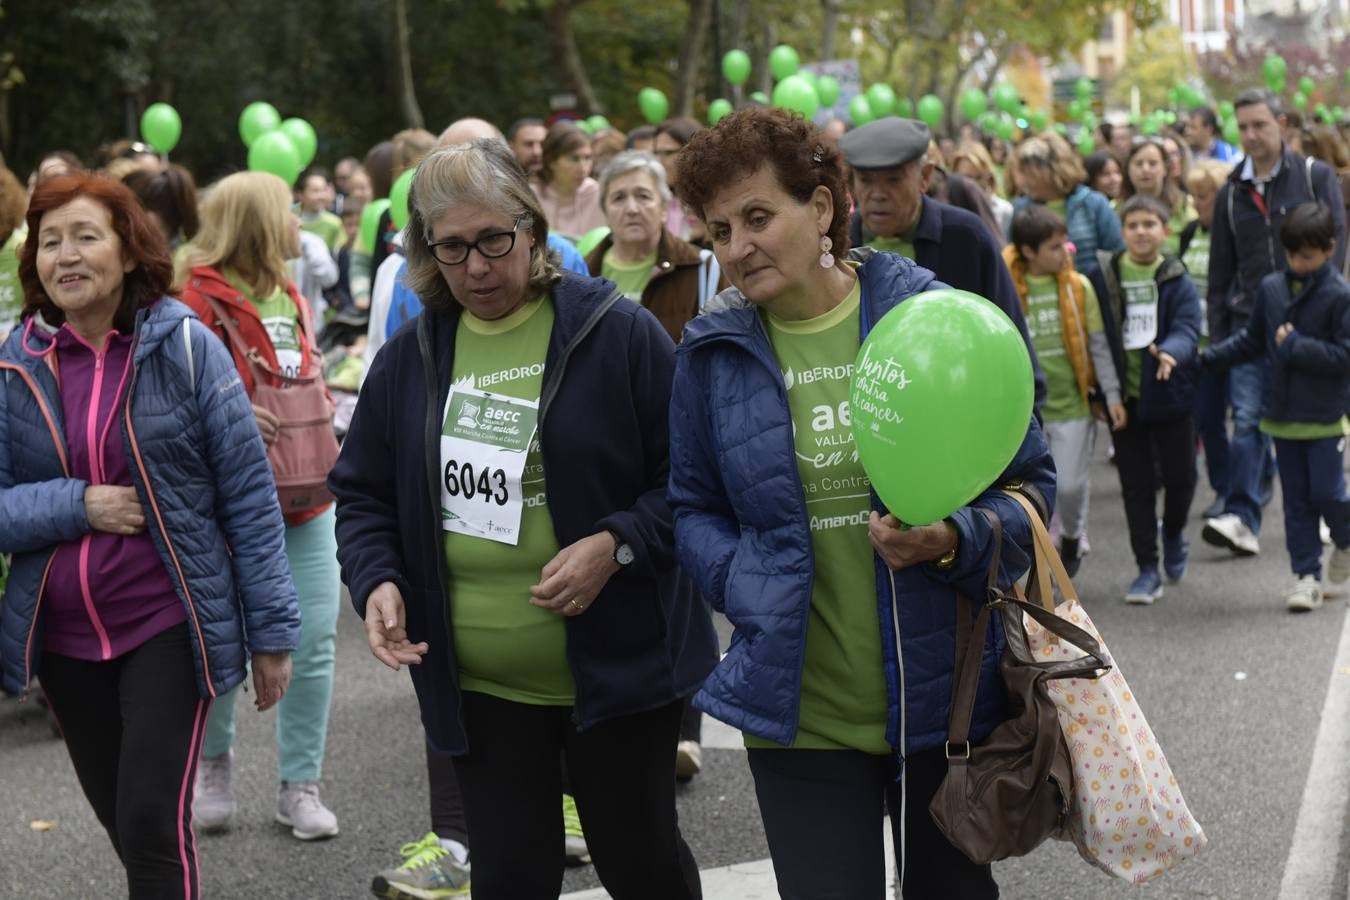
[562,793,591,866]
[370,832,471,899]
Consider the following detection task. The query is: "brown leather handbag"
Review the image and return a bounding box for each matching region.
[928,492,1110,865]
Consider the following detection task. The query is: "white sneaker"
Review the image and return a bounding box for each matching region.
[1326,545,1350,595]
[1202,514,1260,556]
[1321,520,1333,546]
[277,781,339,840]
[675,740,703,780]
[1284,575,1324,612]
[193,750,236,833]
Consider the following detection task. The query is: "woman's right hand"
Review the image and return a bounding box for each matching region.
[252,404,281,446]
[84,485,147,535]
[365,582,429,671]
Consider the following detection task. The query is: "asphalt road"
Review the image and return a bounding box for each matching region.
[4,441,1348,899]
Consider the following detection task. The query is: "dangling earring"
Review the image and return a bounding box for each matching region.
[819,235,835,269]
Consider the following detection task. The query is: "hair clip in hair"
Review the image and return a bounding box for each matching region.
[811,145,824,164]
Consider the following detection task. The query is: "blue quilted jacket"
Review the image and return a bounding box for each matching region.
[0,299,301,698]
[668,248,1057,755]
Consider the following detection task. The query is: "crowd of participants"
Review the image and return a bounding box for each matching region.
[0,83,1348,900]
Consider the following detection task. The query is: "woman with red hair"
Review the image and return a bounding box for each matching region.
[0,174,300,899]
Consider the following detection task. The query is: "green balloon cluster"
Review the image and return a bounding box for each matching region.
[638,87,669,124]
[140,103,181,154]
[772,75,819,119]
[241,102,318,184]
[849,289,1034,525]
[722,49,751,87]
[1264,55,1287,93]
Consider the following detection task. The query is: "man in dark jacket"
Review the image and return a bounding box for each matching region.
[840,117,1046,410]
[1205,88,1348,558]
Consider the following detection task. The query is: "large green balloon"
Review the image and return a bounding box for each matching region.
[359,198,392,256]
[917,94,944,128]
[816,76,841,108]
[959,89,987,121]
[772,75,819,119]
[866,83,896,118]
[707,98,733,126]
[247,130,302,185]
[239,101,281,147]
[575,226,610,257]
[992,83,1019,114]
[722,49,751,87]
[769,45,800,81]
[848,94,874,126]
[279,118,317,169]
[389,168,415,231]
[140,103,180,154]
[849,289,1034,525]
[638,87,670,124]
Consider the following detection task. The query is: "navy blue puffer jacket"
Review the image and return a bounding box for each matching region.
[0,299,301,697]
[668,249,1056,754]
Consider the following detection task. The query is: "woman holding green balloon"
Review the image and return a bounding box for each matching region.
[669,106,1054,899]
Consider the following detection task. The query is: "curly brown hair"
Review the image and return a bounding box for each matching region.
[673,107,850,263]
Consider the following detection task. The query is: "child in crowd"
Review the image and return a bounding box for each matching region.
[1004,206,1117,575]
[1201,203,1350,611]
[1088,194,1202,604]
[295,167,346,253]
[324,204,364,317]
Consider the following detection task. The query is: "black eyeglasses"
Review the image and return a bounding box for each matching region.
[427,216,526,265]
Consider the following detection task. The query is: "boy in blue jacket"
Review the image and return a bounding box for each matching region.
[1200,203,1350,611]
[1088,194,1202,605]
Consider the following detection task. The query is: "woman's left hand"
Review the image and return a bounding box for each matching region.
[530,532,621,616]
[868,512,958,571]
[1148,344,1177,381]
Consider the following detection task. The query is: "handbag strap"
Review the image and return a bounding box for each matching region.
[1002,488,1082,609]
[203,294,321,386]
[947,509,1007,755]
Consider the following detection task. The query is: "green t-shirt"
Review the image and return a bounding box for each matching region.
[301,209,346,253]
[866,234,915,259]
[444,297,573,706]
[1117,256,1163,401]
[0,228,23,339]
[1181,226,1211,346]
[1046,198,1068,219]
[748,278,889,754]
[226,271,304,378]
[600,249,656,303]
[1163,197,1198,258]
[1261,416,1350,440]
[1024,273,1103,422]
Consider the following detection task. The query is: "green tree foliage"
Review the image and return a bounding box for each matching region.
[1108,25,1194,112]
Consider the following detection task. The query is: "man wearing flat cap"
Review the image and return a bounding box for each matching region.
[840,117,1045,408]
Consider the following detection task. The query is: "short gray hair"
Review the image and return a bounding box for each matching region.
[597,150,672,212]
[404,139,560,313]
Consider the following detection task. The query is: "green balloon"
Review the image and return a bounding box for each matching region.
[848,94,874,126]
[1068,99,1084,121]
[1299,76,1316,96]
[1081,111,1098,131]
[1162,110,1177,124]
[866,83,896,118]
[247,130,301,184]
[279,118,317,169]
[1029,110,1048,131]
[995,117,1014,141]
[960,89,987,121]
[389,168,415,231]
[769,45,800,81]
[586,114,612,133]
[239,101,281,147]
[140,103,180,154]
[1219,100,1235,118]
[1223,119,1240,145]
[849,288,1034,525]
[993,83,1019,114]
[1077,133,1096,156]
[1075,77,1094,100]
[707,98,733,126]
[1055,123,1069,135]
[917,94,944,128]
[772,75,819,118]
[1294,91,1308,111]
[722,49,751,87]
[978,112,1000,133]
[797,70,819,92]
[750,91,770,105]
[575,226,610,257]
[896,97,915,119]
[575,119,594,136]
[1265,70,1286,94]
[817,76,841,108]
[1264,55,1287,80]
[359,198,391,256]
[638,87,670,124]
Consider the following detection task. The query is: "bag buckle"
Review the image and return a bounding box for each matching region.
[945,740,971,760]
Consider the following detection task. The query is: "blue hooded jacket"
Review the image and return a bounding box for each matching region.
[0,299,301,697]
[1012,184,1124,275]
[668,249,1056,755]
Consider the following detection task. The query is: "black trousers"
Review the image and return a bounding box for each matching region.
[747,746,999,900]
[425,739,469,844]
[452,691,700,900]
[39,624,209,900]
[1109,403,1197,567]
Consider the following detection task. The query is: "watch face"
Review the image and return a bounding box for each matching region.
[616,543,636,565]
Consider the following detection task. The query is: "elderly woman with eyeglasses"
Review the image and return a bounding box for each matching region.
[1011,131,1124,274]
[329,139,716,900]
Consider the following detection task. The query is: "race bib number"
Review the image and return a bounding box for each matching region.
[1121,280,1159,351]
[440,386,539,545]
[262,315,304,380]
